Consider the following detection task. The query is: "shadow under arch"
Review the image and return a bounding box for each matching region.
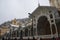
[37,16,51,35]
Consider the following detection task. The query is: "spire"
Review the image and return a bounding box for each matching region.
[38,0,40,6]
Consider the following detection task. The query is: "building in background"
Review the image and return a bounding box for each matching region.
[0,26,10,36]
[49,0,60,11]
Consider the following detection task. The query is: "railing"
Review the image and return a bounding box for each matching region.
[1,34,60,40]
[2,34,58,39]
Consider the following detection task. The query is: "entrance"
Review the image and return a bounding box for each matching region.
[37,16,51,35]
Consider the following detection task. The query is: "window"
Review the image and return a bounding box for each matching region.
[52,24,56,34]
[51,20,54,23]
[25,29,28,36]
[50,14,53,18]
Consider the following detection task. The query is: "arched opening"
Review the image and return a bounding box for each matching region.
[55,19,60,37]
[37,16,51,35]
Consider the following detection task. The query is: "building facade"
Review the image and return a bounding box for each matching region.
[1,0,60,40]
[29,6,60,40]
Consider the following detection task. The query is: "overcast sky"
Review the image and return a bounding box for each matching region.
[0,0,50,24]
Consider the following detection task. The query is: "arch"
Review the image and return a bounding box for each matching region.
[37,16,51,35]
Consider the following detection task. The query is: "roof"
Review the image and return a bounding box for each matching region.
[29,6,57,17]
